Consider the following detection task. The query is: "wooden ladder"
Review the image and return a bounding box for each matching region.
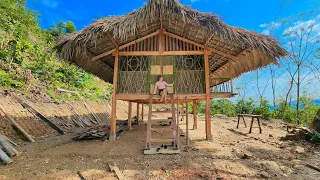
[145,94,179,151]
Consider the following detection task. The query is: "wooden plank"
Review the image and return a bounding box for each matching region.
[0,104,35,142]
[110,49,119,140]
[116,93,237,101]
[150,138,175,143]
[19,102,65,135]
[204,49,212,141]
[128,102,132,130]
[109,162,124,180]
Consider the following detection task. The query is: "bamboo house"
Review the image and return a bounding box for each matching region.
[55,0,287,152]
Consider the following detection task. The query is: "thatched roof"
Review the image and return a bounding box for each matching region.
[54,0,287,83]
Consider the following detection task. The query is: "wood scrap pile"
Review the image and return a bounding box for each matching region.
[281,126,314,141]
[73,125,124,141]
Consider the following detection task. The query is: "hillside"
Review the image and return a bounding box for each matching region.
[0,0,112,103]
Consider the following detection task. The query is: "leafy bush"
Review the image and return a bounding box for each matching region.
[253,99,271,120]
[211,99,237,117]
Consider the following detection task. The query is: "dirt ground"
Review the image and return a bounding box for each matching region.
[1,110,319,180]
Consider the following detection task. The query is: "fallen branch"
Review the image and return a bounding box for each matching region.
[57,88,79,94]
[17,101,65,135]
[305,163,320,172]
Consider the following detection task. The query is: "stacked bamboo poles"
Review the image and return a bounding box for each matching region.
[0,135,19,164]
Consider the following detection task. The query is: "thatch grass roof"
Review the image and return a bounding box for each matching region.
[54,0,287,83]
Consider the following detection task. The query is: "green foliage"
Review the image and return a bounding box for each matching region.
[211,99,237,117]
[311,131,320,143]
[48,20,77,37]
[65,21,76,33]
[0,0,111,102]
[253,99,272,120]
[236,98,254,114]
[49,21,65,37]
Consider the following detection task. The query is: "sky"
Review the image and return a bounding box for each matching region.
[27,0,320,102]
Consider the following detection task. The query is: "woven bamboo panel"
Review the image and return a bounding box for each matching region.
[176,70,204,93]
[118,71,148,94]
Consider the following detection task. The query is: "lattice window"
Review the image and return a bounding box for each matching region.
[118,56,148,94]
[175,55,205,94]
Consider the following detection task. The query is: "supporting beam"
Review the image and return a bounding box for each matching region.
[107,32,118,47]
[193,100,198,130]
[109,49,119,141]
[116,51,204,56]
[136,103,140,125]
[205,33,215,46]
[128,101,132,130]
[141,104,144,121]
[204,48,213,141]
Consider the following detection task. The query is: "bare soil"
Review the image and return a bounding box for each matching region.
[1,103,320,180]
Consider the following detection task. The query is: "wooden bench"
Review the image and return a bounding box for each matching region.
[237,114,262,133]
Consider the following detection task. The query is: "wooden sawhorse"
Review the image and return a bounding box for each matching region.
[237,114,262,134]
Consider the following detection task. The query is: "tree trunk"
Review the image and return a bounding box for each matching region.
[296,64,301,122]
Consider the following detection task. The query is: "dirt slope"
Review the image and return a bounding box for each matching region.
[0,114,319,179]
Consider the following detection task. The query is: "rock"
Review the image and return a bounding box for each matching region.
[269,134,273,137]
[260,171,269,178]
[241,153,253,159]
[291,146,304,154]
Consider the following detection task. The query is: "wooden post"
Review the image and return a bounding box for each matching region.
[136,103,140,125]
[110,49,119,141]
[128,102,132,130]
[185,97,189,146]
[141,104,144,121]
[193,100,197,130]
[204,49,213,141]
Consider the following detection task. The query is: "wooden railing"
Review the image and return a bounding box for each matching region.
[210,78,233,93]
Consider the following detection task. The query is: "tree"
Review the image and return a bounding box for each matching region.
[48,20,77,37]
[281,8,320,122]
[65,21,76,33]
[49,21,65,37]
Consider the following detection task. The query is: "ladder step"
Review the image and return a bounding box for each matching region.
[152,111,172,114]
[151,128,173,132]
[149,138,175,143]
[151,119,171,122]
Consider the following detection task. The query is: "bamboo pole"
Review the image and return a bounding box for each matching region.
[128,102,132,130]
[193,100,197,130]
[204,48,213,141]
[136,103,140,125]
[0,104,35,142]
[110,49,119,141]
